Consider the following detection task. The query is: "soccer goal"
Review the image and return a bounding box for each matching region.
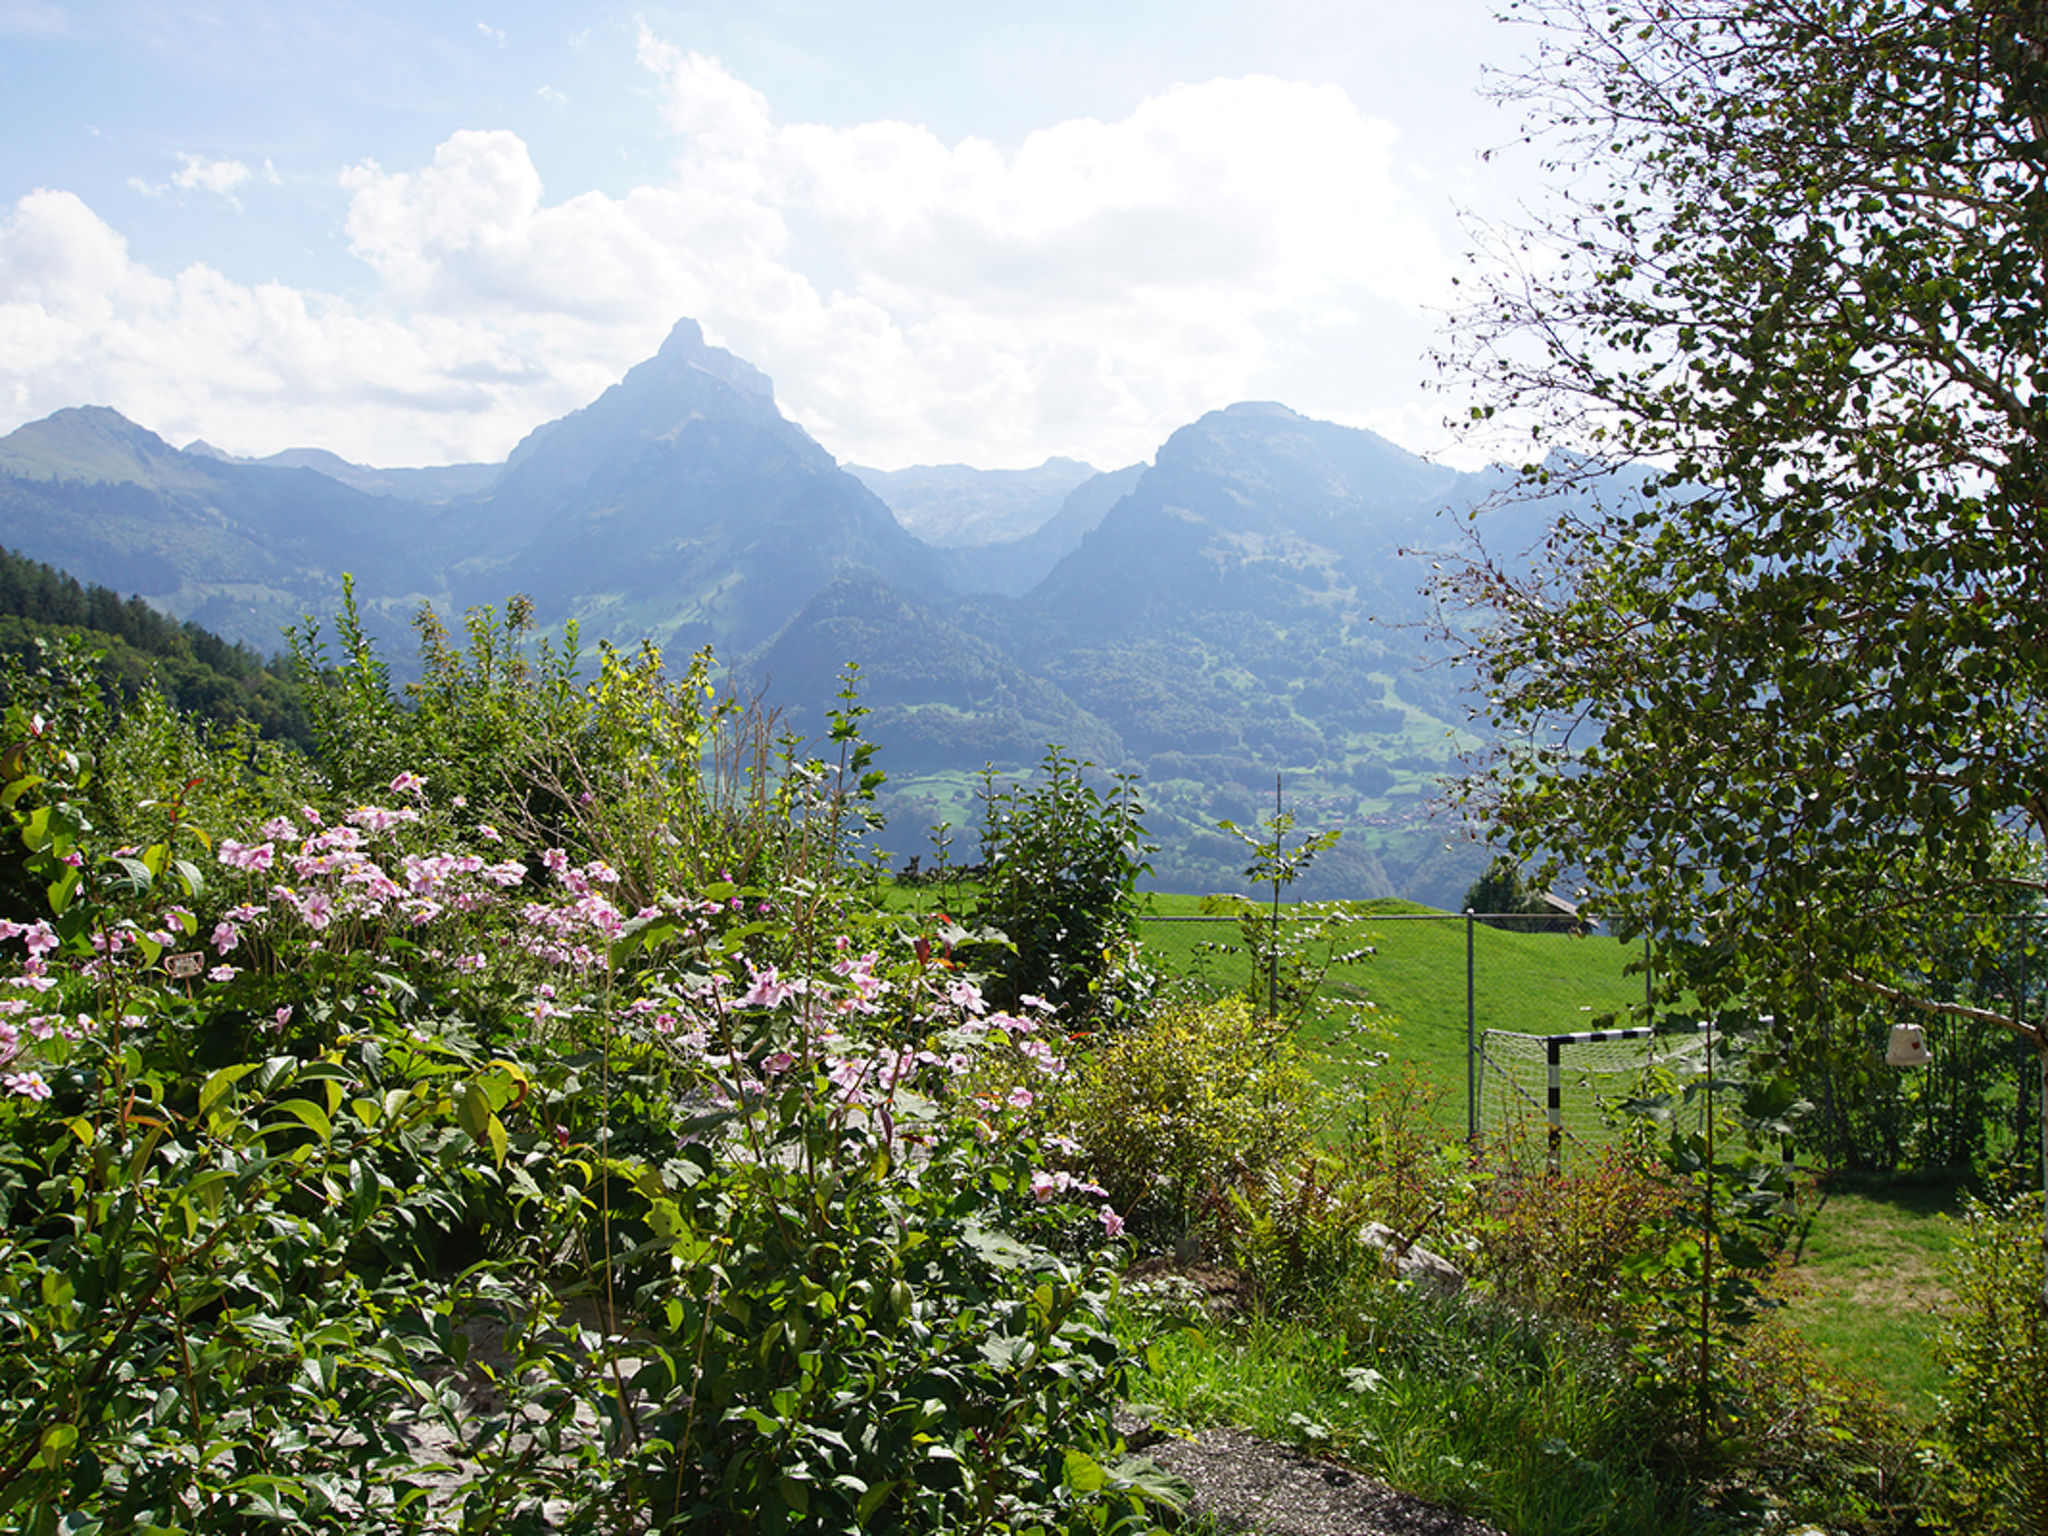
[1477,1023,1713,1171]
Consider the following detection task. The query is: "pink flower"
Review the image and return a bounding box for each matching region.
[211,921,240,953]
[1006,1086,1035,1110]
[389,772,427,796]
[346,805,420,835]
[208,965,237,982]
[762,1051,796,1076]
[22,922,58,959]
[1031,1171,1064,1203]
[738,965,797,1010]
[1099,1207,1126,1239]
[3,1071,50,1101]
[218,840,275,873]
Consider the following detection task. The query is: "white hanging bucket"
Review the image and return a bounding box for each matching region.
[1885,1023,1933,1068]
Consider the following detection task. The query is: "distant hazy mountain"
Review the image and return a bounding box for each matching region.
[930,463,1148,598]
[0,321,945,660]
[0,321,1522,904]
[847,457,1100,547]
[448,320,947,654]
[183,441,502,503]
[745,569,1127,771]
[0,405,454,656]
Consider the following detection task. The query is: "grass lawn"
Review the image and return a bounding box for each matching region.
[1775,1176,1962,1424]
[1136,893,1963,1427]
[1136,895,1652,1126]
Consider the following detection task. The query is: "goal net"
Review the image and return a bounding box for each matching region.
[1478,1023,1714,1171]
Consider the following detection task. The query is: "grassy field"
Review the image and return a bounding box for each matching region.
[1135,895,1652,1124]
[1775,1177,1961,1423]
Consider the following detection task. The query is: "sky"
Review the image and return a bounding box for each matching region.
[0,0,1537,473]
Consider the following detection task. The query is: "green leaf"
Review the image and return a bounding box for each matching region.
[199,1062,262,1118]
[856,1481,897,1522]
[272,1097,334,1145]
[32,1422,78,1469]
[43,863,79,914]
[1063,1447,1108,1493]
[169,860,206,902]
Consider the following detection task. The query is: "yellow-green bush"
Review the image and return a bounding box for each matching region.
[1932,1190,2048,1535]
[1060,996,1321,1233]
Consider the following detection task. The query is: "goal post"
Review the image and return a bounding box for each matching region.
[1478,1023,1713,1171]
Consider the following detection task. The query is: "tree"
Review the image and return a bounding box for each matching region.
[1434,0,2048,1274]
[1462,854,1574,932]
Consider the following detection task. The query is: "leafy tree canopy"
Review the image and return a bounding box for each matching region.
[1436,0,2048,1063]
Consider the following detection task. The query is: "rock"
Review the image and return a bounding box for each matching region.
[1360,1222,1464,1295]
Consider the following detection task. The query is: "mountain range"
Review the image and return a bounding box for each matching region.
[0,318,1537,905]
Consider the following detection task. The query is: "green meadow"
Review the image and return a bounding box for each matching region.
[1133,894,1652,1120]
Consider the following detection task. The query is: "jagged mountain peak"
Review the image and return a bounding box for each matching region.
[1146,400,1462,527]
[499,316,806,490]
[651,318,775,401]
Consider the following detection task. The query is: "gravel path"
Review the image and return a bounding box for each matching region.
[1136,1424,1508,1536]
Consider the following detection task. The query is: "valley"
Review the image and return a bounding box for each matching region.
[0,317,1552,906]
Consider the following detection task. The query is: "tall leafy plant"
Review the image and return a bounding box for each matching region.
[970,748,1155,1022]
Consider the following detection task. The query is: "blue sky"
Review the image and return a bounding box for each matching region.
[0,0,1528,470]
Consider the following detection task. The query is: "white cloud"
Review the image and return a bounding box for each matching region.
[173,153,253,201]
[476,22,504,47]
[0,36,1460,471]
[536,84,567,108]
[128,152,261,208]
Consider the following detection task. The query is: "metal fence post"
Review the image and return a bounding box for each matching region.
[1466,908,1478,1142]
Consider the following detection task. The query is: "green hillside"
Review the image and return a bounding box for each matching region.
[1136,894,1651,1121]
[0,545,311,747]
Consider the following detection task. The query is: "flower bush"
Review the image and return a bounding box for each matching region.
[0,620,1171,1534]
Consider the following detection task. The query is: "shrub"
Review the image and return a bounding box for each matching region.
[968,748,1155,1023]
[1465,1140,1685,1322]
[1219,1068,1465,1317]
[1932,1189,2048,1535]
[1716,1322,1929,1534]
[1057,997,1320,1239]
